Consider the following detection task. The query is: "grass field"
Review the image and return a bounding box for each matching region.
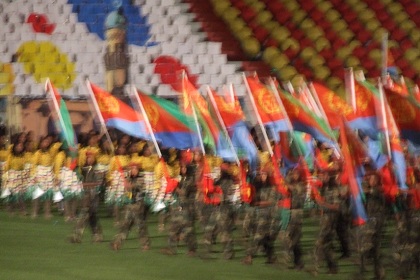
[0,204,405,280]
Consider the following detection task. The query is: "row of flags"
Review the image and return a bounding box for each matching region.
[45,67,420,226]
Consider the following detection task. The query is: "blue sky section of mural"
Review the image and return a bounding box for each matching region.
[68,0,156,46]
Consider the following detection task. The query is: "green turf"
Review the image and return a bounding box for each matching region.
[0,204,405,280]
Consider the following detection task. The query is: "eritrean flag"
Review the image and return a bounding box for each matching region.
[136,89,199,150]
[182,75,237,162]
[278,90,336,146]
[45,79,78,169]
[87,82,151,140]
[359,79,407,190]
[384,80,420,146]
[208,88,258,172]
[311,82,357,129]
[244,75,289,142]
[338,117,367,226]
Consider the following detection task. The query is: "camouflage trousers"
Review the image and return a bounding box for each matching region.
[393,211,411,279]
[313,212,338,272]
[279,209,304,267]
[245,206,277,261]
[72,190,101,241]
[198,203,218,243]
[113,201,150,247]
[395,210,420,279]
[204,204,235,258]
[356,214,385,279]
[408,211,420,277]
[167,205,197,253]
[241,204,256,240]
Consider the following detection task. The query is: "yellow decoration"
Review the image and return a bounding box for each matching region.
[17,41,76,89]
[242,37,261,58]
[0,61,15,95]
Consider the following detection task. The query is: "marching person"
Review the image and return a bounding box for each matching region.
[279,167,307,270]
[30,135,61,219]
[242,166,278,265]
[106,144,130,225]
[357,169,386,280]
[2,141,26,215]
[309,164,342,276]
[161,161,197,256]
[110,161,151,251]
[69,152,104,243]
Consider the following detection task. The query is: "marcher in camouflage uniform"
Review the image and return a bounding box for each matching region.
[405,164,420,278]
[69,153,103,243]
[310,169,341,275]
[242,169,277,265]
[357,170,386,280]
[279,168,306,270]
[110,163,151,251]
[203,162,238,259]
[161,162,197,256]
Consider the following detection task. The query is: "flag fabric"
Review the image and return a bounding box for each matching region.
[208,88,258,171]
[359,79,407,190]
[244,75,289,142]
[383,80,420,146]
[345,80,380,139]
[45,80,78,169]
[310,82,357,129]
[338,118,368,226]
[88,82,151,140]
[182,75,237,162]
[278,89,336,146]
[137,90,199,150]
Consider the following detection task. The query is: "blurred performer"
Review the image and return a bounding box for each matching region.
[55,147,82,222]
[135,143,159,208]
[153,148,180,232]
[405,157,420,278]
[309,167,341,276]
[202,161,239,260]
[357,170,386,280]
[161,162,197,256]
[279,168,306,270]
[2,142,26,215]
[70,152,104,243]
[0,135,10,193]
[106,144,130,225]
[193,150,223,239]
[95,138,113,201]
[30,136,61,219]
[242,167,278,265]
[111,161,151,251]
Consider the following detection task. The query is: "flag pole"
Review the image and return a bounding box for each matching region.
[344,67,357,113]
[377,79,392,158]
[84,79,115,153]
[129,85,162,158]
[381,32,389,79]
[243,73,274,156]
[45,78,71,146]
[206,86,240,165]
[181,71,205,155]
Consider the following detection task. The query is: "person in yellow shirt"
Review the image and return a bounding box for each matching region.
[136,143,159,206]
[95,138,113,202]
[106,144,130,225]
[2,142,26,215]
[0,134,10,192]
[153,148,180,232]
[23,138,36,199]
[30,136,61,219]
[55,147,83,222]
